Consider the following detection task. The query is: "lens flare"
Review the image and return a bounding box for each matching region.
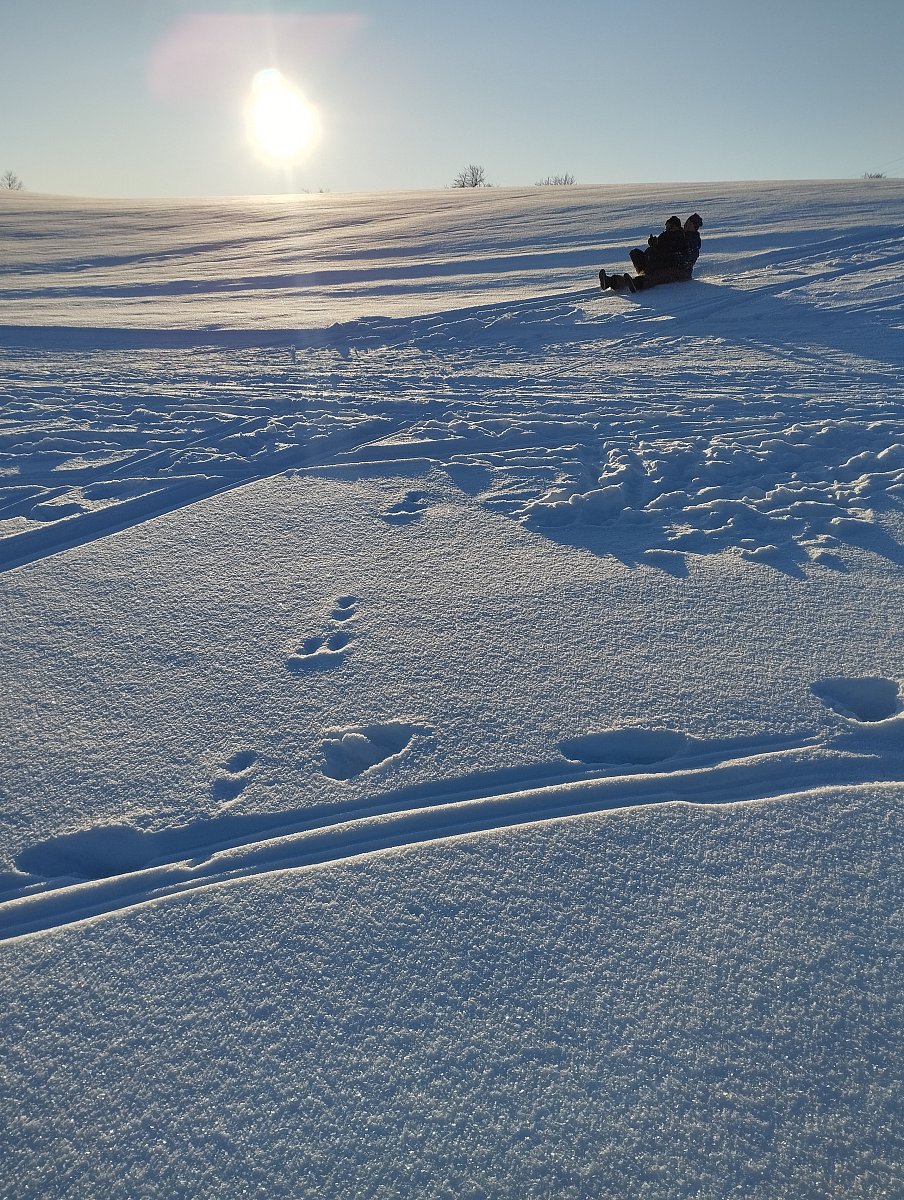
[247,68,319,161]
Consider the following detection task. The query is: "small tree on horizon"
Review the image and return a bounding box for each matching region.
[862,171,886,179]
[1,170,24,190]
[451,164,488,188]
[536,173,576,186]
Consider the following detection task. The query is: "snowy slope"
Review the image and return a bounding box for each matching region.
[0,181,902,1198]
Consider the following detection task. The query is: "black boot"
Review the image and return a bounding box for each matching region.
[599,269,609,290]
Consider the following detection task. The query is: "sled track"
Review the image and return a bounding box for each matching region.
[0,414,427,574]
[2,736,902,943]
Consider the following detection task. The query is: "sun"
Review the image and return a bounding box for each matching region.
[247,69,320,162]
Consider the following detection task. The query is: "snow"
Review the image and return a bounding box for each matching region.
[1,179,902,1197]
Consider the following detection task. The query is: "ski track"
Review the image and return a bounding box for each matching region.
[3,313,901,575]
[2,696,903,943]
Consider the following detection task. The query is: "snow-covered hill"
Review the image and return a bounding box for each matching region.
[1,181,902,1198]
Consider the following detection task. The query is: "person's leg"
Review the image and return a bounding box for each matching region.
[629,248,647,275]
[643,267,691,287]
[601,270,639,293]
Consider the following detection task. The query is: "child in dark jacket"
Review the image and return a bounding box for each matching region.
[628,216,686,276]
[645,216,688,272]
[683,213,703,270]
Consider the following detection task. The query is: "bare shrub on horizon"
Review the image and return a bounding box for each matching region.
[1,170,24,190]
[451,164,489,188]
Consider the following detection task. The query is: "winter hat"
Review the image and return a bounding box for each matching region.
[666,216,682,229]
[685,213,703,229]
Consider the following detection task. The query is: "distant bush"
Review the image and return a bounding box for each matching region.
[536,173,576,186]
[862,172,886,179]
[451,164,489,188]
[1,170,24,190]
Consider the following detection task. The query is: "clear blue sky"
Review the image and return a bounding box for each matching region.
[2,0,903,197]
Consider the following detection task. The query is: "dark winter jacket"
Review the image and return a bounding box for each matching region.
[646,226,689,272]
[684,230,701,270]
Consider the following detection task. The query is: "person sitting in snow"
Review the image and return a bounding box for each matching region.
[599,213,702,293]
[632,215,688,275]
[682,212,703,270]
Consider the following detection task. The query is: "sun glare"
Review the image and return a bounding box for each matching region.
[247,68,319,162]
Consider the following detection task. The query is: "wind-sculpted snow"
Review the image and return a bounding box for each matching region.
[1,182,902,1199]
[2,181,902,576]
[516,420,904,570]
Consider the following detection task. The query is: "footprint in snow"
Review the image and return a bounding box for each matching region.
[331,594,359,622]
[321,721,421,780]
[559,727,689,767]
[286,597,359,672]
[811,676,902,723]
[381,490,429,525]
[212,749,259,804]
[286,629,353,672]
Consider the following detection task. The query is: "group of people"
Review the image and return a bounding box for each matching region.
[599,213,703,293]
